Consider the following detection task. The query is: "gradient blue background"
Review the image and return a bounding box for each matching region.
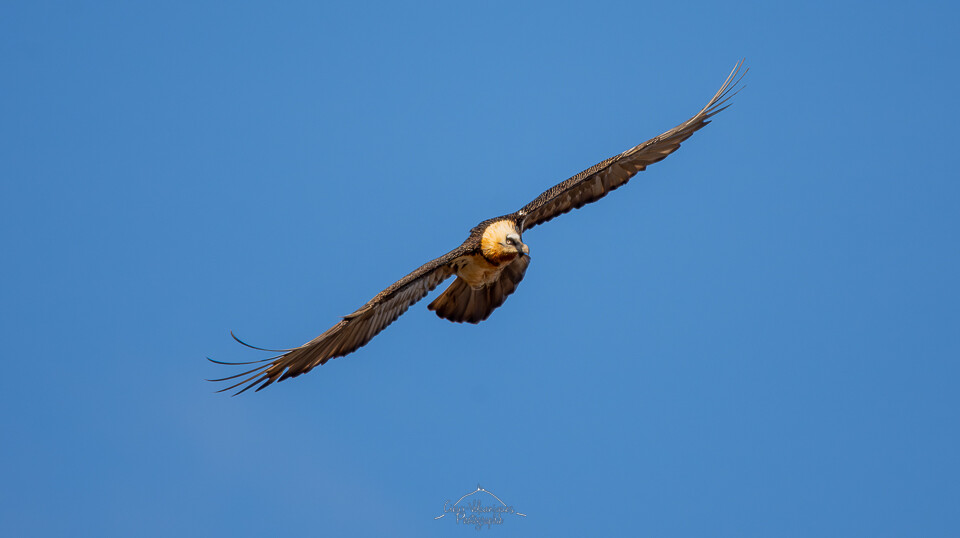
[2,1,957,536]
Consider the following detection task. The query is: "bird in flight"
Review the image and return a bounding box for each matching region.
[210,60,747,395]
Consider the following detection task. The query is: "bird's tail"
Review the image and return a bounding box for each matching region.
[428,256,529,324]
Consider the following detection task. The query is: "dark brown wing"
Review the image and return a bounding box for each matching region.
[515,60,746,232]
[209,244,473,395]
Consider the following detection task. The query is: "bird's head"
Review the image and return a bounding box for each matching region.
[481,220,529,263]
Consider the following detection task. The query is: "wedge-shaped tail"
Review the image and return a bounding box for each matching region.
[428,256,530,324]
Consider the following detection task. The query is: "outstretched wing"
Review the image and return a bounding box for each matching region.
[515,60,746,232]
[209,246,469,394]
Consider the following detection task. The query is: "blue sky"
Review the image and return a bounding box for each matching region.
[1,1,958,536]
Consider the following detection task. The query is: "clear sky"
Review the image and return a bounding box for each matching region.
[1,1,958,536]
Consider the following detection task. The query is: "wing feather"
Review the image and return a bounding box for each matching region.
[516,60,746,232]
[210,246,468,394]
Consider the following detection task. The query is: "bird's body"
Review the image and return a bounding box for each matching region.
[211,61,747,394]
[429,217,530,324]
[453,251,515,289]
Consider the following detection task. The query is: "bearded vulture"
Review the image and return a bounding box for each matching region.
[210,60,747,394]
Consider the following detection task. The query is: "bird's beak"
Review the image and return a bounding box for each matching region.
[520,243,530,257]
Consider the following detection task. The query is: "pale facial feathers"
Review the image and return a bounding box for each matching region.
[480,220,529,263]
